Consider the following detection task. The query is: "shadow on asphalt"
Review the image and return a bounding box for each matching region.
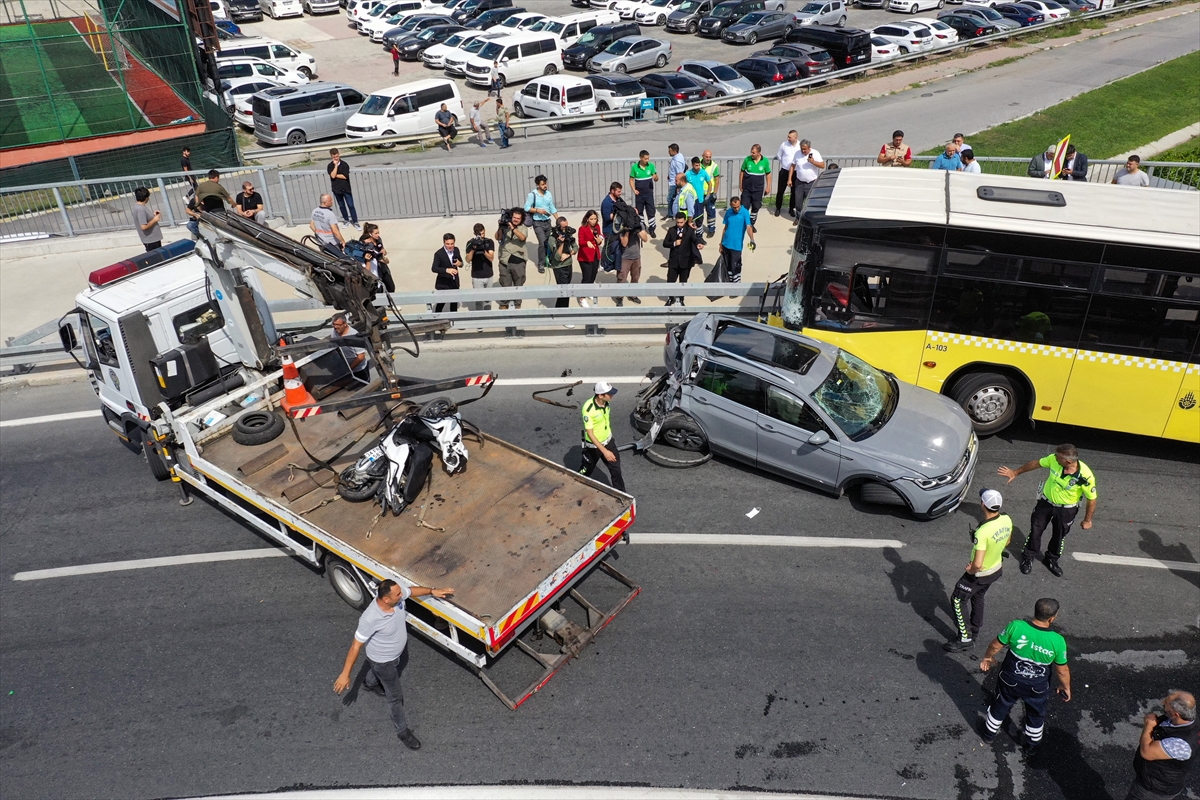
[1138,528,1200,591]
[881,547,956,642]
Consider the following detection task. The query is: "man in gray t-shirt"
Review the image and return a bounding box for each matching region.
[1112,155,1151,187]
[133,187,162,252]
[333,578,454,750]
[310,194,344,251]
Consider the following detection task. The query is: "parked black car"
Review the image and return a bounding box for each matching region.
[382,14,455,47]
[753,42,833,77]
[562,21,642,70]
[394,24,468,59]
[994,3,1046,25]
[782,24,871,70]
[731,55,799,88]
[697,0,766,37]
[639,72,707,105]
[451,0,511,24]
[227,0,263,22]
[464,6,522,29]
[938,13,999,38]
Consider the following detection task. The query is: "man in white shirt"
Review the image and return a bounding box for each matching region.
[310,194,344,251]
[333,579,454,750]
[774,130,803,218]
[961,148,981,174]
[791,139,825,214]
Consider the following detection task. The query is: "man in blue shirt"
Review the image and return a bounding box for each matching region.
[524,174,559,273]
[600,181,624,271]
[664,143,687,223]
[931,142,962,172]
[719,195,754,283]
[684,157,711,210]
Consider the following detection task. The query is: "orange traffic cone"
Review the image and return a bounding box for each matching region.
[280,354,316,414]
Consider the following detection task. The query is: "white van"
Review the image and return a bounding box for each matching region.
[259,0,303,16]
[344,78,465,140]
[210,0,229,20]
[530,10,620,47]
[464,31,562,88]
[514,75,597,127]
[217,36,318,77]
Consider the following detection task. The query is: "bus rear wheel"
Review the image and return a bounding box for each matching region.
[952,372,1018,436]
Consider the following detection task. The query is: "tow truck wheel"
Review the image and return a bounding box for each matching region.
[326,556,371,610]
[144,439,172,482]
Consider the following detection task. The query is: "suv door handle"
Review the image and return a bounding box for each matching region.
[759,422,774,431]
[696,395,709,403]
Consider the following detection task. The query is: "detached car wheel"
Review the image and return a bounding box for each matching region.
[232,410,285,446]
[645,443,712,469]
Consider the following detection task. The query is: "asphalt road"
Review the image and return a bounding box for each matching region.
[1,344,1198,800]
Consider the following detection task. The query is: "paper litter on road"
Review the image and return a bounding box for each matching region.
[746,508,760,519]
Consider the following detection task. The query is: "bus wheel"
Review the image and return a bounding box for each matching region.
[952,372,1018,435]
[326,556,370,610]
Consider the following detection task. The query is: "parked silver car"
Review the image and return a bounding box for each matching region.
[790,0,846,26]
[587,35,672,72]
[721,9,793,43]
[676,59,754,97]
[639,314,978,519]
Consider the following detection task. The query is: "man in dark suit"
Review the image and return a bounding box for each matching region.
[431,233,462,313]
[1062,145,1088,181]
[662,212,705,307]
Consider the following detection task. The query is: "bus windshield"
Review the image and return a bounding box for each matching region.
[811,350,897,440]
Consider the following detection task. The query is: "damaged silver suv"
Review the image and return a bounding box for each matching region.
[635,313,978,519]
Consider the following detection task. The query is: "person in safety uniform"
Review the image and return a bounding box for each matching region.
[944,489,1012,652]
[738,143,771,230]
[1127,690,1196,800]
[998,442,1098,578]
[979,597,1071,755]
[629,150,659,239]
[579,381,625,492]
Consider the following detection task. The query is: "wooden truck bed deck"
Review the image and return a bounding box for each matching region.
[198,400,631,624]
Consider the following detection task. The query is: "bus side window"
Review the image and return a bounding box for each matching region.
[1080,295,1199,360]
[930,278,1088,347]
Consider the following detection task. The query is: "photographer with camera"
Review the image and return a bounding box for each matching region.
[465,223,495,312]
[495,208,528,310]
[1127,691,1196,800]
[546,217,578,327]
[615,219,649,308]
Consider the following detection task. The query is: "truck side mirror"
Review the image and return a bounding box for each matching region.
[59,322,78,352]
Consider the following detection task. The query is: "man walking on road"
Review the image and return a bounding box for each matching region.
[775,130,803,218]
[629,150,658,238]
[333,579,454,751]
[739,144,771,230]
[327,149,358,229]
[1127,690,1196,800]
[979,597,1071,755]
[944,489,1012,652]
[579,381,626,492]
[998,443,1097,578]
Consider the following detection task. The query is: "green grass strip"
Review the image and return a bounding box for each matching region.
[40,31,148,135]
[921,51,1200,159]
[1149,135,1200,189]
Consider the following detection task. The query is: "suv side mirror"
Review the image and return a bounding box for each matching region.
[807,430,830,446]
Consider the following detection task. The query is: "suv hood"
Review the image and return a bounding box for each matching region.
[564,42,605,57]
[852,384,972,477]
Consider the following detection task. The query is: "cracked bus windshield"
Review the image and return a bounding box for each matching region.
[811,349,896,440]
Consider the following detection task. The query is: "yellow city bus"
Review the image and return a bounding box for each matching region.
[780,169,1200,441]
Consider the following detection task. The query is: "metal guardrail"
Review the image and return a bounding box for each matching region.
[0,282,768,372]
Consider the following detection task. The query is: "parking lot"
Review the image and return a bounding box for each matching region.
[228,0,956,148]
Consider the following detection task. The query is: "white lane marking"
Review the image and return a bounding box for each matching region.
[1072,552,1200,572]
[204,786,860,800]
[12,548,290,582]
[0,378,651,427]
[494,375,649,387]
[631,533,906,548]
[0,410,102,428]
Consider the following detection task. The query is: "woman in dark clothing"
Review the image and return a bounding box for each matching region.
[577,210,602,308]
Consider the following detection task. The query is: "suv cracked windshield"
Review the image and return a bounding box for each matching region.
[811,350,897,441]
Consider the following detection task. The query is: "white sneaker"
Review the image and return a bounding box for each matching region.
[579,297,590,308]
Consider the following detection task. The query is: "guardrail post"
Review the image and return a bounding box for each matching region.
[156,178,176,227]
[51,187,74,237]
[278,172,294,227]
[440,168,451,218]
[257,168,274,219]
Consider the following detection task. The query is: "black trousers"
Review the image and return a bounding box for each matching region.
[666,260,693,303]
[950,569,1001,641]
[774,167,795,215]
[580,442,625,492]
[1024,498,1078,563]
[794,179,815,213]
[144,241,161,252]
[363,648,410,736]
[985,673,1049,745]
[434,301,458,313]
[633,179,656,235]
[579,259,599,285]
[740,174,765,226]
[721,246,743,282]
[552,262,572,308]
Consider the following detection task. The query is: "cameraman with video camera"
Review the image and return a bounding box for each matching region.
[546,216,578,326]
[495,208,528,310]
[465,223,495,312]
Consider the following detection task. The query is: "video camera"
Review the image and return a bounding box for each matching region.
[550,224,576,251]
[498,207,523,230]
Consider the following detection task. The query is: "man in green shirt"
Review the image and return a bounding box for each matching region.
[999,442,1098,578]
[979,598,1071,755]
[629,150,659,238]
[738,144,772,229]
[944,489,1012,652]
[579,381,625,492]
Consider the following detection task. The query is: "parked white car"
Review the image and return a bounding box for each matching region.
[886,0,941,13]
[871,20,934,52]
[870,34,899,59]
[514,75,598,127]
[1019,0,1070,18]
[489,11,548,31]
[908,16,959,43]
[584,72,647,110]
[214,57,310,86]
[634,0,686,25]
[421,29,483,68]
[442,30,505,74]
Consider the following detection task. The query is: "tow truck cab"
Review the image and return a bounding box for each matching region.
[60,242,274,449]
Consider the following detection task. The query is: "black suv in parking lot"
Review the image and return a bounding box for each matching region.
[562,21,642,70]
[697,0,766,37]
[731,55,799,87]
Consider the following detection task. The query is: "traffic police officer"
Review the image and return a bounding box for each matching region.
[579,381,626,493]
[998,442,1098,578]
[979,597,1072,755]
[944,489,1012,652]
